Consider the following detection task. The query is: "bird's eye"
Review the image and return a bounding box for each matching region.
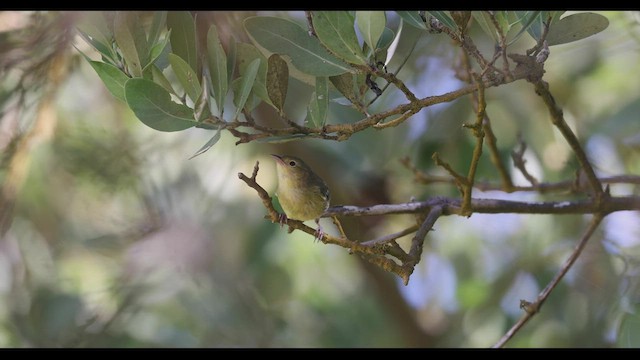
[288,161,297,167]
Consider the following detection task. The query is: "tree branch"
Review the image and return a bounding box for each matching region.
[225,63,531,145]
[483,115,515,191]
[325,196,640,217]
[238,161,416,284]
[511,135,540,187]
[492,213,605,348]
[460,74,486,214]
[401,155,640,194]
[406,206,443,267]
[532,79,605,203]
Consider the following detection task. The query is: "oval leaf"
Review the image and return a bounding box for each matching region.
[244,16,352,77]
[313,11,366,65]
[329,72,358,104]
[508,11,541,45]
[233,58,261,120]
[427,11,458,31]
[357,11,387,52]
[472,12,500,42]
[266,54,289,114]
[207,24,228,116]
[227,37,237,86]
[114,12,144,77]
[147,64,177,96]
[194,72,212,121]
[147,11,167,46]
[189,128,222,159]
[168,53,202,103]
[167,11,198,75]
[124,78,196,132]
[376,27,395,51]
[77,12,113,48]
[309,76,328,127]
[545,12,609,46]
[396,11,427,30]
[89,61,130,102]
[236,43,272,107]
[148,30,171,67]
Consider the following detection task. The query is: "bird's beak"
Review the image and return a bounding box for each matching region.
[271,154,284,165]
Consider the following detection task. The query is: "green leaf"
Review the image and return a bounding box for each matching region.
[472,12,500,42]
[194,73,212,122]
[369,27,395,64]
[88,61,130,102]
[147,64,177,96]
[76,29,118,66]
[525,11,566,42]
[545,12,609,46]
[148,30,171,66]
[385,18,421,70]
[313,11,367,65]
[329,72,358,104]
[76,12,118,64]
[617,311,640,347]
[233,58,261,120]
[244,16,352,77]
[207,24,228,116]
[227,37,237,86]
[396,11,427,30]
[124,78,196,132]
[309,76,328,127]
[376,27,395,51]
[147,11,167,46]
[508,11,541,45]
[78,12,112,45]
[313,11,366,65]
[236,43,272,108]
[114,12,145,77]
[167,11,198,75]
[168,53,201,103]
[266,54,289,114]
[189,128,222,159]
[427,11,457,31]
[357,11,387,52]
[526,12,544,41]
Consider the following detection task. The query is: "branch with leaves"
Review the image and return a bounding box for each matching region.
[77,10,629,347]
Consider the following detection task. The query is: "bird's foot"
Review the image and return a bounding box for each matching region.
[278,213,288,228]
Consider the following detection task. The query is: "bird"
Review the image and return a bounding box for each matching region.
[271,154,330,240]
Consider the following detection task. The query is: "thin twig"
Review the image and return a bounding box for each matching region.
[373,109,419,129]
[492,213,605,348]
[361,224,420,247]
[460,74,487,215]
[482,116,514,191]
[511,135,540,187]
[406,206,443,266]
[526,15,552,56]
[432,152,469,193]
[365,64,418,103]
[532,79,605,203]
[487,11,511,79]
[401,155,640,193]
[331,215,348,240]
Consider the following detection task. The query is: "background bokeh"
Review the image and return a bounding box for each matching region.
[1,11,639,347]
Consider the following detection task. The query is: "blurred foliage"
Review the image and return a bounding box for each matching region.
[0,10,639,348]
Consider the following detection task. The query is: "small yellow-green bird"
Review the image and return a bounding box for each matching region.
[271,154,330,237]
